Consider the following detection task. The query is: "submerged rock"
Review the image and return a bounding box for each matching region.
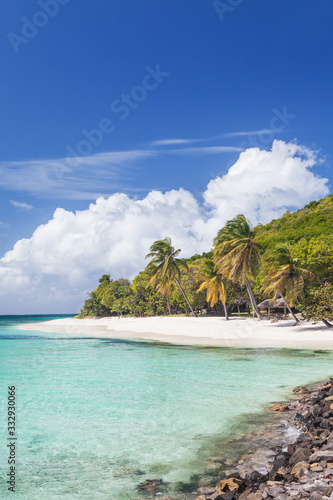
[136,478,165,493]
[113,466,145,477]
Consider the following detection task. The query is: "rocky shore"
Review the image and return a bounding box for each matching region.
[136,378,333,500]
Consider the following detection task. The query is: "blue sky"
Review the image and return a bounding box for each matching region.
[0,1,332,312]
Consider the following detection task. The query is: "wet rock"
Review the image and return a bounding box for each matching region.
[246,470,265,484]
[269,403,289,412]
[216,477,243,494]
[320,383,332,391]
[294,386,309,394]
[136,478,165,493]
[236,464,254,479]
[272,452,290,470]
[113,467,145,477]
[198,486,217,495]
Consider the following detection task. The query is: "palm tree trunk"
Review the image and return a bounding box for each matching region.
[257,262,298,325]
[167,296,171,315]
[174,277,197,317]
[279,293,299,325]
[244,275,262,319]
[223,302,229,320]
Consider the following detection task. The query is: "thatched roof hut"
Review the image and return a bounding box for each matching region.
[257,298,287,319]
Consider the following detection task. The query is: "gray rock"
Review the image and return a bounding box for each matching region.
[290,448,311,466]
[309,450,333,462]
[309,493,325,500]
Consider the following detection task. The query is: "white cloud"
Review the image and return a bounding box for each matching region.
[169,146,242,155]
[0,150,155,200]
[203,140,328,224]
[150,138,201,146]
[224,129,283,137]
[0,140,329,314]
[10,200,33,211]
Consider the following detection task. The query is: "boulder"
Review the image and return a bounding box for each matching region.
[216,477,243,494]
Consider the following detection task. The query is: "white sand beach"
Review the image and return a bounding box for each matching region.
[20,316,333,349]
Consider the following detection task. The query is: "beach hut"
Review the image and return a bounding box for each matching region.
[257,298,287,319]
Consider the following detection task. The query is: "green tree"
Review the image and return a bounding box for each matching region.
[77,291,111,318]
[213,215,263,319]
[99,278,132,317]
[129,270,168,316]
[292,236,333,280]
[145,237,197,317]
[299,283,333,327]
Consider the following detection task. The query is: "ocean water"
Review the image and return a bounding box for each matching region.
[1,315,333,499]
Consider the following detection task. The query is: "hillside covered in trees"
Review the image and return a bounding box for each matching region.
[78,195,333,325]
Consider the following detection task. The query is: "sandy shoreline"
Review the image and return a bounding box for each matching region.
[19,316,333,349]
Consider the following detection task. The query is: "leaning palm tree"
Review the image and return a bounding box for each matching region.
[197,259,229,320]
[145,237,197,317]
[213,215,263,319]
[263,243,312,324]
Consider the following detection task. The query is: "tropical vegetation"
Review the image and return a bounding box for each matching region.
[77,194,333,326]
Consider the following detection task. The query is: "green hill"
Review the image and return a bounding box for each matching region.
[256,194,333,249]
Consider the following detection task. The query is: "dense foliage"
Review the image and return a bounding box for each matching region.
[78,195,333,325]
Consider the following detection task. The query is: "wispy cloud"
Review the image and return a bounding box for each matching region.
[168,146,243,155]
[10,200,33,211]
[0,150,155,200]
[149,130,283,147]
[224,129,283,137]
[150,138,204,146]
[0,145,244,200]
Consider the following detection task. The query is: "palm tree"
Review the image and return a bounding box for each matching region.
[213,215,263,319]
[263,243,312,324]
[146,262,173,314]
[197,259,229,319]
[145,237,197,317]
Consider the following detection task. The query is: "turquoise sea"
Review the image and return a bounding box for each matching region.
[1,315,333,499]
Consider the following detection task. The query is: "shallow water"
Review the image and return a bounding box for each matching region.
[1,315,333,499]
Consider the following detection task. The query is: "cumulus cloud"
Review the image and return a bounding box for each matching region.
[0,140,329,314]
[203,140,328,224]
